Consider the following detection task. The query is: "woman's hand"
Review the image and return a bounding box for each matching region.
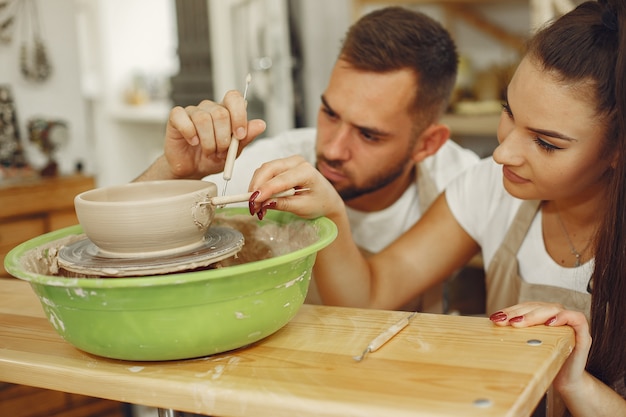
[490,302,626,416]
[490,302,590,395]
[148,91,266,180]
[247,155,345,221]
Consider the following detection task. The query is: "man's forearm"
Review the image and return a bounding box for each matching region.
[133,155,174,182]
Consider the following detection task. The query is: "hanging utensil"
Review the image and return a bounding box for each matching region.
[19,0,52,82]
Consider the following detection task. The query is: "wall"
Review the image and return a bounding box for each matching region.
[0,0,178,186]
[294,1,530,130]
[0,0,541,187]
[0,0,89,175]
[292,0,351,128]
[76,0,178,186]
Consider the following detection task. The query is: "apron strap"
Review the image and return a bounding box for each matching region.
[485,200,541,314]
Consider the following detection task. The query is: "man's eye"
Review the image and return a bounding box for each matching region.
[359,131,379,143]
[322,107,337,119]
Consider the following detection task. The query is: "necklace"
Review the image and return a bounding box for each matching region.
[555,210,593,267]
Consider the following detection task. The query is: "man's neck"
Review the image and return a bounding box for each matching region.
[345,166,416,212]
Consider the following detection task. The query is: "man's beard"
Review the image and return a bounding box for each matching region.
[316,156,411,201]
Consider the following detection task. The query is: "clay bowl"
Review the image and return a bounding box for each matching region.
[4,208,337,361]
[74,180,217,257]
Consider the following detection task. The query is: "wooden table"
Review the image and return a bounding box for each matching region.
[0,278,573,417]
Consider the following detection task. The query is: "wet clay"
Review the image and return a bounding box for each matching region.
[18,213,319,278]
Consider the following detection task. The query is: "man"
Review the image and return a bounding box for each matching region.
[137,7,479,311]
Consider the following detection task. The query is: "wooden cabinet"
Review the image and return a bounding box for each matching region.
[0,175,95,277]
[0,383,130,417]
[0,175,132,417]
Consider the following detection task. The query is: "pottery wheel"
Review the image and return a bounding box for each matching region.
[57,226,244,277]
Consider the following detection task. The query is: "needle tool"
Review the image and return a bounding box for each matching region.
[200,188,310,207]
[222,73,252,196]
[353,312,416,362]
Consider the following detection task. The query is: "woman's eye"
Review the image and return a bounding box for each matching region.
[533,137,561,152]
[501,102,513,117]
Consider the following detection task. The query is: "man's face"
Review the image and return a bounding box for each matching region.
[315,60,421,209]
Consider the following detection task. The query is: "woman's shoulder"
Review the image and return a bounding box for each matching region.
[446,158,522,240]
[449,157,506,199]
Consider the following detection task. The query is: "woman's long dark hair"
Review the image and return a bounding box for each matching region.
[530,0,626,401]
[532,0,626,398]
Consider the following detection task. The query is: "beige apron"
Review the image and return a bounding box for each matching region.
[486,200,592,417]
[485,200,591,319]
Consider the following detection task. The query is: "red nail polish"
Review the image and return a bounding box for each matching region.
[509,315,524,323]
[489,312,507,322]
[248,191,260,215]
[545,316,557,326]
[257,209,265,220]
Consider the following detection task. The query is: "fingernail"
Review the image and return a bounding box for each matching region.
[248,191,260,215]
[545,316,557,326]
[235,127,246,139]
[489,311,507,322]
[263,201,277,210]
[257,201,276,220]
[190,135,200,146]
[509,315,524,323]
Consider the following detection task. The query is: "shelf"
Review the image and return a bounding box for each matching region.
[442,112,500,137]
[352,0,529,53]
[109,100,172,124]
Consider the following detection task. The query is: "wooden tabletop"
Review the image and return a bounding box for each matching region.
[0,278,573,417]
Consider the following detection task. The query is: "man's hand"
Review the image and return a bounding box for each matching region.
[136,91,266,181]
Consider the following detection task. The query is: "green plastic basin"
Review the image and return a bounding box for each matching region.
[4,208,336,361]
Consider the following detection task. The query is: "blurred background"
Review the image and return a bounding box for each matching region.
[0,1,582,416]
[0,0,583,188]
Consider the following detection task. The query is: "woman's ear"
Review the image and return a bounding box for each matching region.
[410,123,451,163]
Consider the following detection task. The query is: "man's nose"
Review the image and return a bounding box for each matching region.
[323,124,352,160]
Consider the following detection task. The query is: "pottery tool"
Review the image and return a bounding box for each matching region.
[202,187,310,207]
[353,312,416,362]
[222,73,252,197]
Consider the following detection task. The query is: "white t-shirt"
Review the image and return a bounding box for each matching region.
[206,127,480,253]
[445,157,593,293]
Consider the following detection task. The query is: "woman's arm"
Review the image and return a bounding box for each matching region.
[491,303,626,417]
[248,156,480,310]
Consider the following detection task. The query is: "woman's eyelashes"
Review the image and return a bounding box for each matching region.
[502,101,513,117]
[502,101,563,153]
[533,137,562,152]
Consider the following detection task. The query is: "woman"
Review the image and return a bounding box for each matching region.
[247,1,626,415]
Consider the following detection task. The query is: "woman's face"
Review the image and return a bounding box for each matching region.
[493,57,613,203]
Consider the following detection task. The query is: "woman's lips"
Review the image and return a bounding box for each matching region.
[502,166,529,184]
